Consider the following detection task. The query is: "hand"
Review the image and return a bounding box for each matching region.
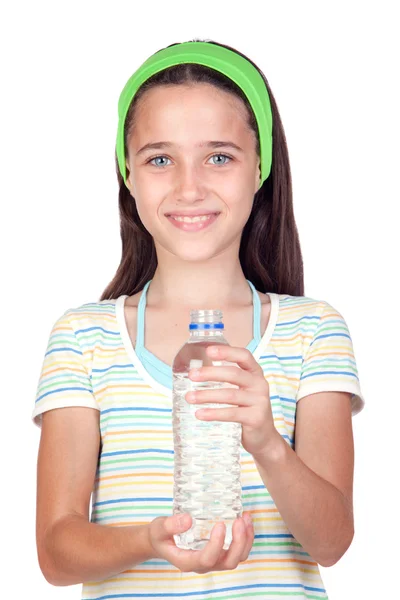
[147,512,254,573]
[186,345,280,457]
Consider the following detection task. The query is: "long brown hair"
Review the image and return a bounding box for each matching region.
[100,39,304,301]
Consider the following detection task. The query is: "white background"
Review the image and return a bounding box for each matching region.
[1,1,398,598]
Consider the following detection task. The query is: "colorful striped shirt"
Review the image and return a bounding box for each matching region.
[32,291,365,600]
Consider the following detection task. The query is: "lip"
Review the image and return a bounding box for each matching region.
[165,209,219,217]
[166,212,220,232]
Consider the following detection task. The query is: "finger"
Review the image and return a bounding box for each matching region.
[195,522,227,572]
[239,513,255,562]
[189,366,252,389]
[206,345,263,376]
[195,406,243,423]
[218,517,247,570]
[186,387,253,406]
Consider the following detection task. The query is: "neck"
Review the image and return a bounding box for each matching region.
[148,248,253,310]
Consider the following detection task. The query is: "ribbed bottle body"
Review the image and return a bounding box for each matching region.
[172,309,242,550]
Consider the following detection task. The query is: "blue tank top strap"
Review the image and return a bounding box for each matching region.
[135,279,152,353]
[246,279,261,341]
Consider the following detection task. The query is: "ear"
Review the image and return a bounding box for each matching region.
[125,159,133,194]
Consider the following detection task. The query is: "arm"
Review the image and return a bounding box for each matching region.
[36,407,154,586]
[252,391,355,568]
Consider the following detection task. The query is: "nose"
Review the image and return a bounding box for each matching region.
[173,161,206,204]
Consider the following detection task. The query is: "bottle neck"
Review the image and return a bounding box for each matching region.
[189,329,225,340]
[189,309,224,340]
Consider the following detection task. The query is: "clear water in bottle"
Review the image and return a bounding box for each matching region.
[172,309,243,551]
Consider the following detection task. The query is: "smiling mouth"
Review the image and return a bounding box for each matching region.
[166,212,220,232]
[169,214,218,223]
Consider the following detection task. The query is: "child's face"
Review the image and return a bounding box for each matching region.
[124,82,261,263]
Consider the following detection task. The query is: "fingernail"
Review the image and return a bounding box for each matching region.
[216,522,225,535]
[244,513,252,526]
[208,346,219,356]
[238,518,245,531]
[177,514,187,527]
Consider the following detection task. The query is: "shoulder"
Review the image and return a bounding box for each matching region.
[275,293,338,322]
[273,293,350,347]
[49,298,121,342]
[124,290,142,308]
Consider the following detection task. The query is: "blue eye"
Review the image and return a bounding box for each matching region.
[148,156,171,167]
[146,153,232,168]
[209,153,231,165]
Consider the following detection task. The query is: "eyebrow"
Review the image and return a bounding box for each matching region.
[136,140,244,156]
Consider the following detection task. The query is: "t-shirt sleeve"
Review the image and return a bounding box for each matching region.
[296,301,365,416]
[32,309,100,428]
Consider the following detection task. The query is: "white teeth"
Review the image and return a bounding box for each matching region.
[171,214,213,223]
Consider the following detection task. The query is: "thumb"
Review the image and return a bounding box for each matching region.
[162,513,192,539]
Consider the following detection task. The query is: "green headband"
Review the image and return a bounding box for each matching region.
[116,41,273,189]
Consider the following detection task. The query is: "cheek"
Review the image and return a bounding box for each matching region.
[229,195,254,226]
[134,198,161,236]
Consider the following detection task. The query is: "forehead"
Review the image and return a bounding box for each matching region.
[131,83,251,142]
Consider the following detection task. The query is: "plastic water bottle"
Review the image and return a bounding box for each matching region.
[172,309,243,551]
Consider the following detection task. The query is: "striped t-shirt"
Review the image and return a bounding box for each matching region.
[32,291,365,600]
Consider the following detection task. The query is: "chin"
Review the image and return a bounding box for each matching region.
[173,247,221,262]
[155,231,239,262]
[162,236,228,261]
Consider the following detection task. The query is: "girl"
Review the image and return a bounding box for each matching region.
[33,39,365,600]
